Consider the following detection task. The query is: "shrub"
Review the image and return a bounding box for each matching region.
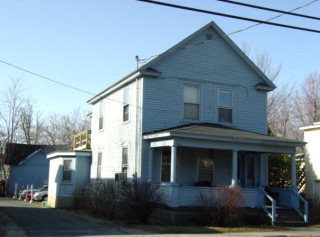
[309,197,320,224]
[200,185,243,226]
[73,182,120,219]
[120,181,163,224]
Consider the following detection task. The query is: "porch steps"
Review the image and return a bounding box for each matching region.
[274,207,308,227]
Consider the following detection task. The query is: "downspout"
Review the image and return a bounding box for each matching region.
[134,77,141,181]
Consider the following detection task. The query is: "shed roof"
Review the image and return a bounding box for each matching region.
[3,143,68,165]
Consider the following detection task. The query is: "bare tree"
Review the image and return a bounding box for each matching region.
[43,109,90,148]
[243,46,296,138]
[0,78,25,146]
[294,72,320,126]
[19,99,45,144]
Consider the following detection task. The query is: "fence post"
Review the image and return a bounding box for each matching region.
[13,183,18,199]
[24,185,29,201]
[29,185,33,203]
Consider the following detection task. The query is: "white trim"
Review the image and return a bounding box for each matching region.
[150,139,175,148]
[145,131,303,148]
[47,151,91,159]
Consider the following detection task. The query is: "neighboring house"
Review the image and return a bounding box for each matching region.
[3,143,65,196]
[85,22,306,223]
[300,122,320,202]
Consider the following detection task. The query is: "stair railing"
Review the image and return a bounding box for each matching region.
[290,188,308,223]
[258,187,277,222]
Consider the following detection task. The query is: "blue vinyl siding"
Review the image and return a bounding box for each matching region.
[142,26,267,135]
[8,151,49,196]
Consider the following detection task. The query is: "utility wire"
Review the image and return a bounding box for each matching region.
[137,0,320,33]
[137,0,319,64]
[217,0,320,21]
[0,59,95,96]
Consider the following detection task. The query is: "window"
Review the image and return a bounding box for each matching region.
[99,100,104,130]
[97,152,102,180]
[198,149,214,184]
[123,87,129,122]
[183,85,200,120]
[62,160,72,181]
[218,89,233,123]
[161,148,171,182]
[122,147,128,174]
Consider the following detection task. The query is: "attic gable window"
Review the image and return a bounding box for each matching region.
[218,89,233,123]
[183,85,200,120]
[99,100,104,130]
[123,87,129,122]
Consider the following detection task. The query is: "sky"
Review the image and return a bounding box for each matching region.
[0,0,319,115]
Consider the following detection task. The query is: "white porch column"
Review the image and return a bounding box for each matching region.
[148,147,153,182]
[291,151,297,189]
[231,150,238,187]
[170,144,177,184]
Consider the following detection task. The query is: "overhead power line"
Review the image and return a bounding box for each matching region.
[0,59,95,96]
[137,0,320,33]
[137,0,320,64]
[217,0,320,21]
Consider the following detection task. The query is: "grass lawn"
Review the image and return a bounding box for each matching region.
[128,224,289,234]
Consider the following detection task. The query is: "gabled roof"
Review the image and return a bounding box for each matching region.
[3,143,68,165]
[88,21,276,104]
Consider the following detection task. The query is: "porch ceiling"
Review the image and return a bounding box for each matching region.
[143,123,305,152]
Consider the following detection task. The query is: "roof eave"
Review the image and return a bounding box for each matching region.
[143,131,305,147]
[87,69,161,105]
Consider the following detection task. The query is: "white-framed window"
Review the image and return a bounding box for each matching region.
[62,160,72,181]
[97,152,102,180]
[99,100,104,130]
[218,89,233,123]
[183,84,200,120]
[122,147,128,175]
[123,87,129,122]
[160,148,171,182]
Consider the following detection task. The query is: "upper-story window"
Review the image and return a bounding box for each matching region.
[218,89,233,123]
[123,87,129,122]
[99,100,104,130]
[183,85,200,120]
[62,160,72,181]
[97,152,102,180]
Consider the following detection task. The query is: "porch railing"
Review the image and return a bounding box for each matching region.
[290,189,308,223]
[268,187,308,223]
[258,187,277,222]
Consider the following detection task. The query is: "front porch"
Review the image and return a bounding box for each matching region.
[143,124,307,223]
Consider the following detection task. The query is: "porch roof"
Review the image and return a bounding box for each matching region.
[143,123,305,148]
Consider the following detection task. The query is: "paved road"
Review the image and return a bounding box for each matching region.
[0,198,129,236]
[1,198,320,237]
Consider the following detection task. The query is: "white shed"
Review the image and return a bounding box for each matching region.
[47,151,91,208]
[301,122,320,201]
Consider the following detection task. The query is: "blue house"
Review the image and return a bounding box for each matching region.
[87,22,307,223]
[4,143,65,196]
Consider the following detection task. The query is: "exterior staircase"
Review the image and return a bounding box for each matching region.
[274,207,309,227]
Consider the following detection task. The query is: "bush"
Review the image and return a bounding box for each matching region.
[200,185,243,226]
[120,182,163,224]
[309,197,320,224]
[73,182,119,219]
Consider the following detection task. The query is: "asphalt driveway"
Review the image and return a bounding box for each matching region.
[0,198,129,236]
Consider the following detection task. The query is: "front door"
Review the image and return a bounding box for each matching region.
[238,153,260,188]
